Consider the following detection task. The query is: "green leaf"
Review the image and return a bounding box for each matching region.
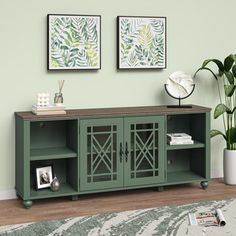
[232,65,236,78]
[224,54,234,71]
[210,129,227,141]
[226,106,236,115]
[138,24,153,49]
[121,43,125,50]
[194,67,218,80]
[226,127,236,144]
[202,59,224,72]
[224,85,236,97]
[218,69,224,77]
[60,45,69,50]
[214,104,230,119]
[224,71,234,84]
[231,54,236,64]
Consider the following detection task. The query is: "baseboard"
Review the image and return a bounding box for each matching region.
[0,189,17,200]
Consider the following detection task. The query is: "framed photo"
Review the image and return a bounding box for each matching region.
[47,14,101,70]
[35,166,53,190]
[117,16,166,69]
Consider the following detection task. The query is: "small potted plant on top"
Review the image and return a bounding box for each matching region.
[194,54,236,184]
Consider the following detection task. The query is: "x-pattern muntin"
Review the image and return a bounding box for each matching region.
[134,131,157,170]
[91,134,114,174]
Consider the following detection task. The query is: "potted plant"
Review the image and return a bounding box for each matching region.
[194,54,236,184]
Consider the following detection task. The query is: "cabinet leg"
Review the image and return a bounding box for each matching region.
[71,195,79,201]
[157,186,164,192]
[201,181,208,190]
[23,200,33,209]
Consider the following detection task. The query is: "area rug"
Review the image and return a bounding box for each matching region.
[0,198,236,236]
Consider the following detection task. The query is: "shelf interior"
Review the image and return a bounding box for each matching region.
[167,113,206,145]
[30,119,78,156]
[167,149,207,180]
[30,158,78,196]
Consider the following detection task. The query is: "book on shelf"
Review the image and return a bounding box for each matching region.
[32,104,66,115]
[167,132,193,145]
[168,140,194,145]
[32,104,66,111]
[32,110,66,115]
[188,209,226,227]
[167,133,192,141]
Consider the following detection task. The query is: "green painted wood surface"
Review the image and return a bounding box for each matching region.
[205,112,211,180]
[30,147,77,161]
[124,116,165,187]
[167,171,205,184]
[15,116,25,198]
[22,121,30,200]
[166,141,205,150]
[15,106,211,204]
[80,118,124,191]
[30,183,78,199]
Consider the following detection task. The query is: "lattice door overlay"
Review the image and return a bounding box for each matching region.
[130,123,159,179]
[86,125,118,183]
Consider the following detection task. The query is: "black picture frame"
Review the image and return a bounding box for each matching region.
[47,14,101,71]
[117,16,167,70]
[35,165,53,190]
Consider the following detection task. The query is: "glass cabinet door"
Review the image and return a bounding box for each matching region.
[80,118,123,191]
[124,116,165,187]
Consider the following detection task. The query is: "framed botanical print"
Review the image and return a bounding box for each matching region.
[117,16,166,69]
[47,14,101,70]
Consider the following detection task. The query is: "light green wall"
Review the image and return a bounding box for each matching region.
[0,0,234,191]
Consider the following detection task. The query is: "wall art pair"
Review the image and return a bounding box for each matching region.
[47,14,166,70]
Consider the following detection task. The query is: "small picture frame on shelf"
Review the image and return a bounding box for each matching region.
[117,16,166,69]
[47,14,101,70]
[35,166,53,190]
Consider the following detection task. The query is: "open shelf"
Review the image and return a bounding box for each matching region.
[30,119,77,156]
[30,183,77,199]
[30,158,78,199]
[167,113,207,146]
[166,140,205,150]
[167,171,205,184]
[167,148,207,184]
[30,147,77,161]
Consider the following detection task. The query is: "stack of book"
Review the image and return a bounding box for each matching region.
[32,104,66,115]
[167,133,193,145]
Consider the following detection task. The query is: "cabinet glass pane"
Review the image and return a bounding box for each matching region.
[86,125,118,183]
[130,123,159,179]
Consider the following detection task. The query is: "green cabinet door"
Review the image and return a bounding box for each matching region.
[124,116,165,187]
[80,118,124,191]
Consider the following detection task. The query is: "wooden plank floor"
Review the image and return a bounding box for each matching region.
[0,179,236,226]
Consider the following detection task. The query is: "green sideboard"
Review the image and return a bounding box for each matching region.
[15,105,211,208]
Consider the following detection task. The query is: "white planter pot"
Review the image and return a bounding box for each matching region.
[224,149,236,185]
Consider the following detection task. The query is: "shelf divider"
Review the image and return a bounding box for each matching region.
[166,140,205,151]
[30,183,78,199]
[30,147,77,161]
[167,170,205,184]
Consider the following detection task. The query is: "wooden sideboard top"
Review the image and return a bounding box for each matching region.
[15,105,211,121]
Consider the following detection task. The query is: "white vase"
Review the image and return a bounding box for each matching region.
[224,149,236,185]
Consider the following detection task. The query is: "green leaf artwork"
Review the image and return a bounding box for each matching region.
[118,16,166,69]
[48,15,101,70]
